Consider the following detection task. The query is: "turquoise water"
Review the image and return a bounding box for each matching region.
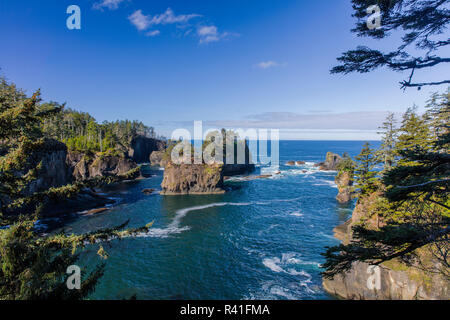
[62,141,380,300]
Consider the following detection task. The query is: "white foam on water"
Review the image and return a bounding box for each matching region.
[312,179,338,188]
[290,211,303,217]
[262,253,315,277]
[136,202,253,239]
[262,258,284,273]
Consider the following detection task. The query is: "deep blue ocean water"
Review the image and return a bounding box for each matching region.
[60,140,380,300]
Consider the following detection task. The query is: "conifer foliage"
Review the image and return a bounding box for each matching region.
[0,78,152,300]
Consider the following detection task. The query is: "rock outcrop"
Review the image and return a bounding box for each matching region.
[161,163,225,195]
[286,161,306,166]
[160,162,256,195]
[26,139,72,195]
[323,259,449,300]
[318,152,342,171]
[150,150,167,167]
[67,152,138,181]
[128,136,165,164]
[335,171,354,203]
[323,192,450,300]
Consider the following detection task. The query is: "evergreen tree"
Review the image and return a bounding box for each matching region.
[323,92,450,279]
[0,78,152,300]
[354,142,378,196]
[376,112,398,170]
[331,0,449,90]
[395,106,432,157]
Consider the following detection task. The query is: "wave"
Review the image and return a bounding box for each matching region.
[125,197,306,239]
[262,253,316,276]
[136,202,253,239]
[312,179,337,188]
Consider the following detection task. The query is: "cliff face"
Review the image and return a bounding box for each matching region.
[161,163,225,195]
[160,162,256,195]
[323,260,449,300]
[335,171,353,203]
[25,139,72,195]
[67,152,138,181]
[128,136,165,164]
[150,150,167,167]
[323,193,450,300]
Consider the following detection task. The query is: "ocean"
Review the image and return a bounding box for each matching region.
[58,140,380,300]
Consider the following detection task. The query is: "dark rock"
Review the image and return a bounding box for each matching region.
[222,163,256,176]
[128,136,165,164]
[314,162,323,168]
[150,150,166,167]
[26,140,72,194]
[68,152,139,181]
[319,152,342,171]
[41,190,114,218]
[142,188,155,195]
[89,156,137,178]
[286,161,296,166]
[296,161,306,165]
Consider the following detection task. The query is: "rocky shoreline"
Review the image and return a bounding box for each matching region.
[323,192,450,300]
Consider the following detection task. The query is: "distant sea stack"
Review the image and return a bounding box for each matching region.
[317,152,342,171]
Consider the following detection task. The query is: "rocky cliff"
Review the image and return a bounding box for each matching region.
[161,163,225,195]
[161,162,255,195]
[128,136,165,164]
[67,151,138,181]
[25,139,72,195]
[323,193,450,300]
[335,171,354,203]
[150,150,168,167]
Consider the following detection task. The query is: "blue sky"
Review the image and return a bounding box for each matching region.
[0,0,448,140]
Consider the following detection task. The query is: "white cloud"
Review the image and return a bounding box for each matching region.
[146,30,161,37]
[128,10,151,31]
[128,8,201,31]
[197,25,237,44]
[203,111,394,131]
[128,8,237,44]
[256,61,286,69]
[93,0,126,10]
[149,8,201,25]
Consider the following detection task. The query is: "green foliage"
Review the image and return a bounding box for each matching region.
[336,153,355,173]
[376,112,398,170]
[354,142,378,196]
[331,0,449,90]
[0,78,152,300]
[322,89,450,279]
[42,107,158,154]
